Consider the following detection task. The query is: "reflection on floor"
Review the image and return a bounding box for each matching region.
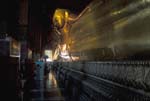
[23,71,65,101]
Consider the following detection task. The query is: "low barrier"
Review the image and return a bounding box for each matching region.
[52,61,150,101]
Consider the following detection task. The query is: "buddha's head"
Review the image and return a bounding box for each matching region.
[53,9,69,29]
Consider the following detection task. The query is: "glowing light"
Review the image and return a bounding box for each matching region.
[59,44,70,59]
[62,44,66,51]
[44,50,53,62]
[53,43,80,61]
[72,56,79,60]
[48,72,58,87]
[46,58,52,62]
[49,73,53,80]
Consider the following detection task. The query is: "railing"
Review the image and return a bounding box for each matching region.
[52,61,150,101]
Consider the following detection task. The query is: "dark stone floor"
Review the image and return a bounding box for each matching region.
[23,71,65,101]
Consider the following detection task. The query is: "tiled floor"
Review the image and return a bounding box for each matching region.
[23,71,65,101]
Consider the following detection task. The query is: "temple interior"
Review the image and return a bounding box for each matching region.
[0,0,150,101]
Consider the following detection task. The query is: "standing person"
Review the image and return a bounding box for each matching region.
[44,63,50,77]
[35,60,44,80]
[35,59,44,100]
[34,64,40,80]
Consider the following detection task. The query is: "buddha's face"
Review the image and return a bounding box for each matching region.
[53,9,68,29]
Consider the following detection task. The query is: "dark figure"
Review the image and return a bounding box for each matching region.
[44,63,50,76]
